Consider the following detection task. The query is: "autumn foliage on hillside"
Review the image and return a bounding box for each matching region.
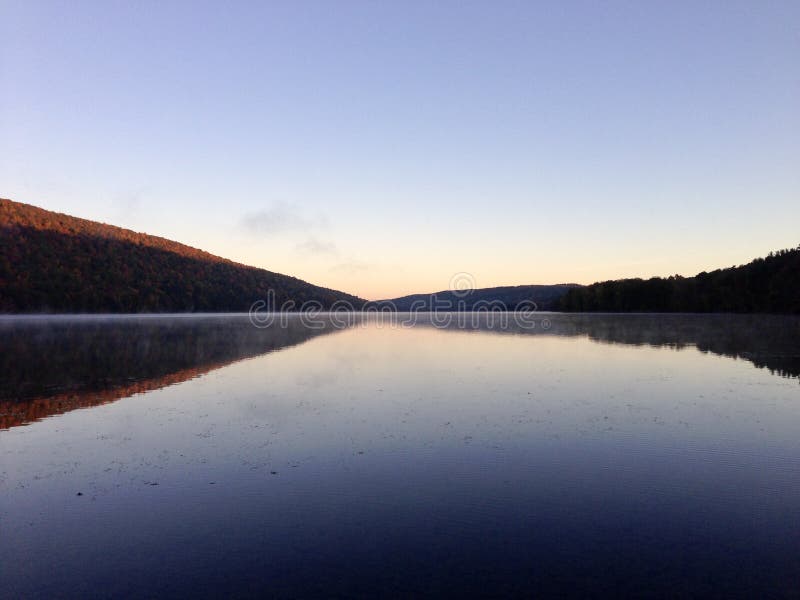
[0,198,364,312]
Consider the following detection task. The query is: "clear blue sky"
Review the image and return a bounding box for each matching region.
[2,1,798,299]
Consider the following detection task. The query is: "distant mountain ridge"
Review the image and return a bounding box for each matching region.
[374,284,580,311]
[0,198,364,312]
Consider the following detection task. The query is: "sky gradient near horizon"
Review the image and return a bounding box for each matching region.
[2,1,799,299]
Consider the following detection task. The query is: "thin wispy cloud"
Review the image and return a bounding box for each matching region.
[112,186,150,221]
[241,203,328,235]
[329,259,373,274]
[296,236,339,256]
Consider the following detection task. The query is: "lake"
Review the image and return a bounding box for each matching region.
[1,313,800,597]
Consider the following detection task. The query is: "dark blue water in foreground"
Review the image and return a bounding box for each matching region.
[1,314,799,597]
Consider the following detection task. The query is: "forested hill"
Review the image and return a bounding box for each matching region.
[557,247,800,314]
[0,198,364,312]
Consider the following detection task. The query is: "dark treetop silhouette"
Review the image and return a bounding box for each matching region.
[556,247,800,314]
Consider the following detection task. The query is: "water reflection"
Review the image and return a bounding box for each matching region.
[2,313,800,597]
[417,313,800,380]
[2,313,797,430]
[0,315,340,428]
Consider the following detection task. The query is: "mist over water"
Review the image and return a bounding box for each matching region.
[2,314,800,596]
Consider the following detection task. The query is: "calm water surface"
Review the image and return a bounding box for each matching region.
[1,313,800,597]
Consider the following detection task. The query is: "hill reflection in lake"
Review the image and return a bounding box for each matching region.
[0,315,340,428]
[418,312,800,381]
[2,313,797,430]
